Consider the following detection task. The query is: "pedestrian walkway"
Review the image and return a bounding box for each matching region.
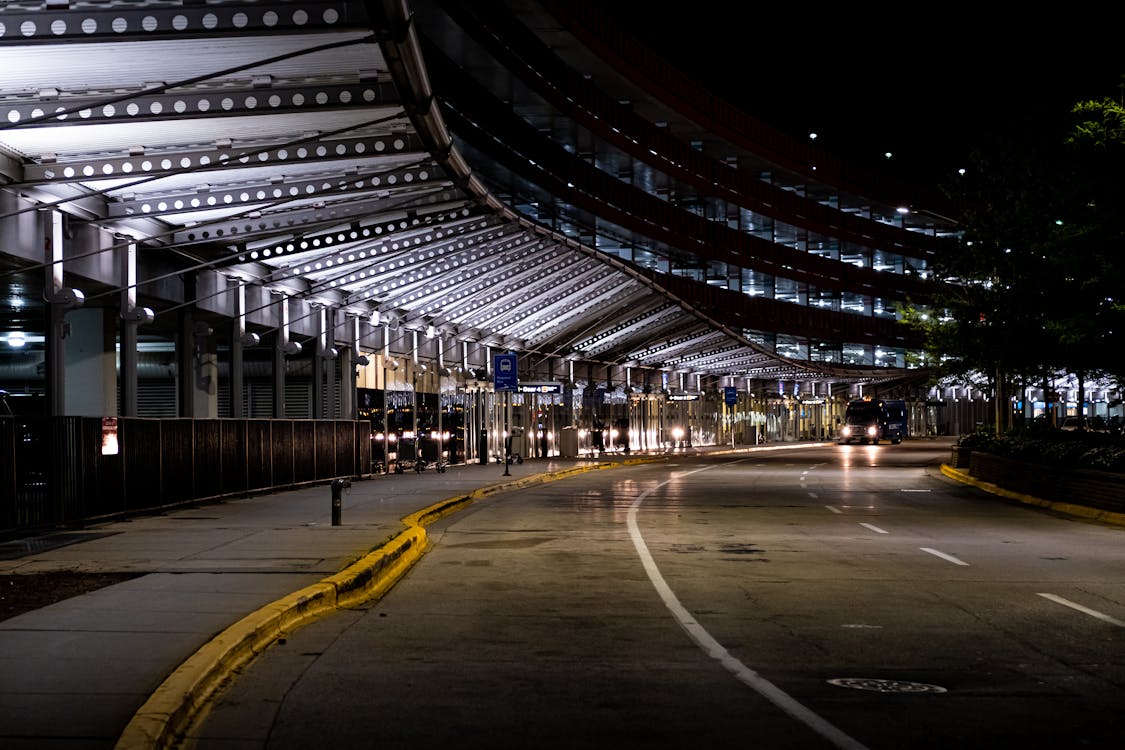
[0,450,674,750]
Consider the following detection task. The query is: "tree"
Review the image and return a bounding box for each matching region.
[901,93,1125,431]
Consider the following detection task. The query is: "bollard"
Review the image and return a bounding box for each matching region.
[331,478,350,525]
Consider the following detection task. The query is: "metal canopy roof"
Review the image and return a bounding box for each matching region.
[0,0,952,390]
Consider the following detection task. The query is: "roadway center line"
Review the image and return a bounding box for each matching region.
[1038,593,1125,627]
[859,523,888,534]
[920,547,969,566]
[626,466,870,750]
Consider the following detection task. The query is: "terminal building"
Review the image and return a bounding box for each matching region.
[0,1,1115,531]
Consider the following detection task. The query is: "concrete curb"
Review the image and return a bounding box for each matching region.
[113,459,640,750]
[940,463,1125,527]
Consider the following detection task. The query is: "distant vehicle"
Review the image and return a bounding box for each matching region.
[883,399,908,444]
[838,397,887,445]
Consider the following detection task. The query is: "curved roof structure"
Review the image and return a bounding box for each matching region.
[0,0,961,403]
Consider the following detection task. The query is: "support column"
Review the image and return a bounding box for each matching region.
[176,274,196,418]
[192,321,218,419]
[229,279,257,418]
[64,308,115,417]
[273,294,296,418]
[119,239,153,417]
[340,315,359,420]
[42,209,85,417]
[325,307,339,419]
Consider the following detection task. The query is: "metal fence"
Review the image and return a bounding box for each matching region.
[0,417,372,536]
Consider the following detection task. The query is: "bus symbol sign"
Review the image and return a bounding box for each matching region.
[494,353,518,391]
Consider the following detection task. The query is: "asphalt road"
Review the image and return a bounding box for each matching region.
[185,443,1125,749]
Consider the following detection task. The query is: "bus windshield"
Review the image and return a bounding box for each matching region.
[845,402,883,423]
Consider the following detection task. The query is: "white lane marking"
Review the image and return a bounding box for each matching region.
[1038,593,1125,627]
[807,492,818,499]
[920,547,969,566]
[859,523,888,534]
[627,468,870,750]
[825,505,842,514]
[900,489,932,493]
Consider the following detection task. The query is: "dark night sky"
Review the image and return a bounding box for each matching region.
[600,5,1124,187]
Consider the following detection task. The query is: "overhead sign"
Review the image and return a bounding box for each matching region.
[668,393,699,401]
[493,352,518,391]
[518,382,563,394]
[724,386,738,406]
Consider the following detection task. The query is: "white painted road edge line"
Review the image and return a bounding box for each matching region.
[1038,593,1125,627]
[626,465,870,750]
[859,523,888,534]
[920,547,969,566]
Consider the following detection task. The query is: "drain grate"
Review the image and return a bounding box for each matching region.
[827,677,947,694]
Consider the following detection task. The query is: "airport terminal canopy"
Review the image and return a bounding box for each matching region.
[0,0,960,402]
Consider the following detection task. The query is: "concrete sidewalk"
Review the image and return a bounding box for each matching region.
[0,452,665,750]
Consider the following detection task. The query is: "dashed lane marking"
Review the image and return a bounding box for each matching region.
[920,547,969,566]
[1038,593,1125,627]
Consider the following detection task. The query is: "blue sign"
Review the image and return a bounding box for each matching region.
[724,386,738,406]
[493,353,518,391]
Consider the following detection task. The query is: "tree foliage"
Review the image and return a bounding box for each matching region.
[904,94,1125,388]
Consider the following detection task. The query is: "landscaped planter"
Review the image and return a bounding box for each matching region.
[950,446,973,468]
[966,451,1125,514]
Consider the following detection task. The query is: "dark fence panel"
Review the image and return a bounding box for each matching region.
[162,420,196,504]
[193,420,223,500]
[333,421,352,477]
[0,419,16,528]
[246,420,272,490]
[314,421,336,480]
[52,418,86,523]
[271,420,295,487]
[84,417,125,519]
[1,417,369,537]
[293,421,317,483]
[13,417,51,528]
[220,420,247,496]
[124,419,163,511]
[360,420,372,471]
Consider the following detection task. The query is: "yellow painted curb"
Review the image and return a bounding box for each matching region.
[940,463,1125,527]
[113,460,631,750]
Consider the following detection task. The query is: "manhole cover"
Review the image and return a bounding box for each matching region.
[827,678,947,694]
